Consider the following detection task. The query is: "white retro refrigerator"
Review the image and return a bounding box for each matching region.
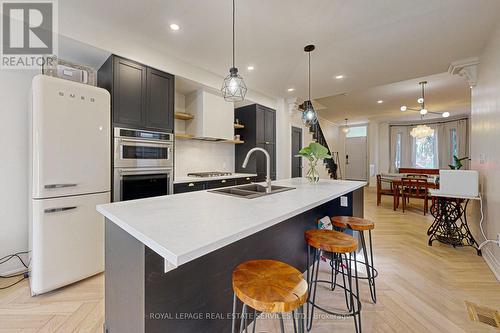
[29,75,110,295]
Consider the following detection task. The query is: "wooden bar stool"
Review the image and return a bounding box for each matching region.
[332,216,378,304]
[231,260,308,333]
[304,229,361,333]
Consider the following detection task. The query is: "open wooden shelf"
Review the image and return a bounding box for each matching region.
[175,133,195,139]
[175,112,195,120]
[234,123,245,129]
[224,139,245,144]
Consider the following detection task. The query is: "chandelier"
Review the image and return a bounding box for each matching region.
[400,81,450,118]
[221,0,247,102]
[410,124,434,139]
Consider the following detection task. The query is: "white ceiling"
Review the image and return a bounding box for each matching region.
[317,72,471,124]
[59,0,500,108]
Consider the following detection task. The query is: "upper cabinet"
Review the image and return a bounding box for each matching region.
[98,55,174,132]
[235,104,276,181]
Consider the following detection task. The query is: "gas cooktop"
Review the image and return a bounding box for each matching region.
[187,172,233,178]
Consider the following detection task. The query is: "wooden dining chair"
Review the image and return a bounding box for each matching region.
[401,177,429,215]
[376,174,394,206]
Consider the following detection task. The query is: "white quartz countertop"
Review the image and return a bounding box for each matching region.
[97,178,366,269]
[174,173,257,184]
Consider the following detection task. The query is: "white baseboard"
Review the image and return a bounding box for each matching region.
[483,247,500,282]
[0,265,27,277]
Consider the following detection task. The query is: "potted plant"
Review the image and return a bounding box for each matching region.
[296,142,332,183]
[449,155,468,170]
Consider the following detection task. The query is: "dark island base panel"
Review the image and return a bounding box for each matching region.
[104,188,364,333]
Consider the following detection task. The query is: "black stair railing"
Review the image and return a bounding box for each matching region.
[309,122,338,179]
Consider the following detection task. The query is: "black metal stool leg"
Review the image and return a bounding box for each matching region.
[306,248,320,332]
[252,309,257,333]
[239,304,247,333]
[278,313,285,333]
[232,293,237,333]
[340,253,351,311]
[368,230,377,303]
[353,251,362,333]
[298,304,305,333]
[345,253,358,333]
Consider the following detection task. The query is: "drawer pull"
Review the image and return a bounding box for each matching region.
[44,206,77,214]
[45,183,77,189]
[246,177,250,180]
[188,183,195,187]
[221,180,226,183]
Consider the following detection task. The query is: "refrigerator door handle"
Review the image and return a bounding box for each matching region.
[44,206,78,214]
[44,183,78,189]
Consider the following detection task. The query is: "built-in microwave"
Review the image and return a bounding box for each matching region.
[114,127,174,169]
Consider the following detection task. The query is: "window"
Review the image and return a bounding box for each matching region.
[414,134,437,168]
[346,126,367,138]
[450,128,458,165]
[395,133,402,169]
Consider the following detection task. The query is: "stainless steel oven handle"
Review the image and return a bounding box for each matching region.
[119,138,172,145]
[44,206,77,214]
[119,168,173,176]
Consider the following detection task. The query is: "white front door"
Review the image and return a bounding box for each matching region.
[345,136,367,181]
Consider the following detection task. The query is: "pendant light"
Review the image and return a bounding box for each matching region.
[342,118,350,134]
[221,0,247,102]
[302,45,318,126]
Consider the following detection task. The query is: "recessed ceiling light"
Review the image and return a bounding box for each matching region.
[247,65,254,71]
[169,23,180,31]
[335,75,344,80]
[377,100,384,104]
[287,88,295,92]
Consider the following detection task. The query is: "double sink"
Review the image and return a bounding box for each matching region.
[209,183,295,199]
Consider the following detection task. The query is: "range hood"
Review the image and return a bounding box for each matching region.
[185,90,234,141]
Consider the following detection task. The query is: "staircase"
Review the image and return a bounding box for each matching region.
[309,122,338,179]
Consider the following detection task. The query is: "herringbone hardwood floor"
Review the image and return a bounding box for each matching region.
[0,187,498,332]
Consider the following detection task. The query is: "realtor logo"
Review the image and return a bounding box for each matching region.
[1,0,58,68]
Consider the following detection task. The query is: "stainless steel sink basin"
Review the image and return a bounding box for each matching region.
[209,184,295,199]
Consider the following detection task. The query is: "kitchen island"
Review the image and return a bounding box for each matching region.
[97,178,365,333]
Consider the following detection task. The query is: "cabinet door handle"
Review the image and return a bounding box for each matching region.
[265,141,270,145]
[45,183,77,189]
[188,183,195,187]
[221,180,226,183]
[246,177,250,180]
[44,206,77,214]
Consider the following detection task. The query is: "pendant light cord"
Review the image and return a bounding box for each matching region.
[232,0,235,68]
[421,82,425,109]
[308,52,311,100]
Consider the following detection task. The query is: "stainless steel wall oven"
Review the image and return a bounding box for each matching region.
[113,128,173,202]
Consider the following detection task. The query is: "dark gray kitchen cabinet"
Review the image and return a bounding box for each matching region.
[174,182,205,194]
[235,104,276,182]
[98,55,174,132]
[174,177,255,194]
[146,67,174,131]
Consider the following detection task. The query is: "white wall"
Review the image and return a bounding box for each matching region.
[378,122,391,174]
[0,70,37,274]
[470,23,500,280]
[175,140,235,176]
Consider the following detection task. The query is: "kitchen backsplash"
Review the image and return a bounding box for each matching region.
[174,139,235,177]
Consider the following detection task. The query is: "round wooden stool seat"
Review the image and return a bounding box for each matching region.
[232,260,308,314]
[331,216,375,231]
[304,229,357,253]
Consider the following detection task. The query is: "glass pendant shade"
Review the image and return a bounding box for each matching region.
[342,126,350,134]
[301,100,318,126]
[222,67,247,102]
[410,124,434,139]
